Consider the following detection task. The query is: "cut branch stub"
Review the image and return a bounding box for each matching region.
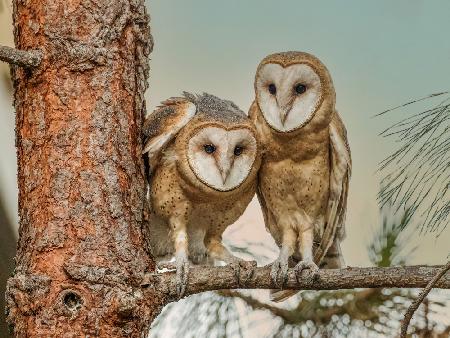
[0,45,42,68]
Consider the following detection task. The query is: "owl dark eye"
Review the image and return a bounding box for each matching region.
[203,144,216,154]
[295,83,307,94]
[234,146,243,156]
[268,84,277,95]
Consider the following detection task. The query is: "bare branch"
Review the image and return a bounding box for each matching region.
[146,265,450,300]
[400,261,450,338]
[0,45,42,68]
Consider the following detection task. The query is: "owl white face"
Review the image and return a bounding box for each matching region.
[187,126,257,191]
[256,63,323,132]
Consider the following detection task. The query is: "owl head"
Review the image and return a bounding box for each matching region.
[254,51,336,133]
[143,93,261,193]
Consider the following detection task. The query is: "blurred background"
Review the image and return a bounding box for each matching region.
[1,0,449,337]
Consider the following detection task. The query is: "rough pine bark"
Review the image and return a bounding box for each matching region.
[5,0,164,336]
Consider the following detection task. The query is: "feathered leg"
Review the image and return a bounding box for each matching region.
[170,214,190,298]
[294,226,319,283]
[270,227,296,287]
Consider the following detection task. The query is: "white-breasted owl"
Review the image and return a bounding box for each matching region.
[143,92,261,297]
[249,52,351,302]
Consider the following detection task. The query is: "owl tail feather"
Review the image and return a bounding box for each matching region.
[321,241,345,269]
[270,289,299,303]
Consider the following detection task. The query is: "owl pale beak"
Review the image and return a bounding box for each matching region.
[278,94,294,126]
[216,154,233,185]
[279,107,291,126]
[220,167,231,184]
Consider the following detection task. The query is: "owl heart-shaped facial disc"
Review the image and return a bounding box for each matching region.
[187,126,257,191]
[256,63,323,132]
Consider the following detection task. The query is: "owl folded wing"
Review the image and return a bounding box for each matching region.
[314,111,352,264]
[248,102,274,236]
[142,97,197,174]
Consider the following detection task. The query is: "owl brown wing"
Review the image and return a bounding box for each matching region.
[314,111,352,265]
[142,97,197,174]
[249,101,283,246]
[248,102,269,229]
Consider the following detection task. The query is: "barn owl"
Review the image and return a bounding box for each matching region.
[143,92,261,297]
[249,52,351,302]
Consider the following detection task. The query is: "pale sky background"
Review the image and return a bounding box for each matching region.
[1,0,449,268]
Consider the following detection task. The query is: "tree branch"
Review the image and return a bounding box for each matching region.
[0,45,42,68]
[146,265,450,300]
[400,261,450,338]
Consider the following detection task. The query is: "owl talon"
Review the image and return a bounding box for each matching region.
[156,262,176,271]
[175,254,190,298]
[270,257,289,288]
[294,260,319,284]
[230,259,257,286]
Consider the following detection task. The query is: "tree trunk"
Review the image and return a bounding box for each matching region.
[5,0,163,336]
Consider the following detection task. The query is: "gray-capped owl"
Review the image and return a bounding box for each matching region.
[143,92,261,297]
[249,52,351,302]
